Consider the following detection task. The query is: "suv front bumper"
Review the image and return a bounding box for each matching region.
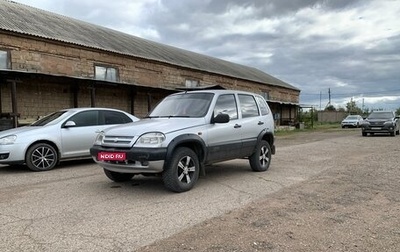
[90,145,167,174]
[361,125,396,134]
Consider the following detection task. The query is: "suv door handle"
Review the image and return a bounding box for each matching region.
[234,124,242,128]
[258,121,264,125]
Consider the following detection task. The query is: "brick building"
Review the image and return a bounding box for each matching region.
[0,0,300,128]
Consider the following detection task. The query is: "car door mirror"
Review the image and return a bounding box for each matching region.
[64,121,77,127]
[212,113,230,124]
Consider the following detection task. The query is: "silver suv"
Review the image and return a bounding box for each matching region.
[90,90,275,192]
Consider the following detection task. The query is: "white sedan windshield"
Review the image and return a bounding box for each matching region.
[31,111,66,126]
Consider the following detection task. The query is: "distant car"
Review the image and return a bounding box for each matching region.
[0,108,139,171]
[341,115,363,128]
[361,111,399,136]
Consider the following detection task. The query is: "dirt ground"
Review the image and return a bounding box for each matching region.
[138,128,400,252]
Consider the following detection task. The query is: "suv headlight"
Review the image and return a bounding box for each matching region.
[0,135,17,145]
[94,132,105,145]
[136,132,165,147]
[384,121,394,126]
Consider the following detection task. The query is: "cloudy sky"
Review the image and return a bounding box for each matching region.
[13,0,400,111]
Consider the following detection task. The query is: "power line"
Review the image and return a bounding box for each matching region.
[301,89,400,97]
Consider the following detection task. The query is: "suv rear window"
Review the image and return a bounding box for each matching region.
[239,94,259,118]
[256,96,270,116]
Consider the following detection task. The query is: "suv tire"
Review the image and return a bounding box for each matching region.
[104,169,134,182]
[249,140,271,172]
[162,147,200,193]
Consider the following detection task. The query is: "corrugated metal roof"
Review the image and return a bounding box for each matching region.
[0,0,299,91]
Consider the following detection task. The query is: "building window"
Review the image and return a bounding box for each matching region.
[185,79,199,88]
[0,50,10,69]
[95,65,118,81]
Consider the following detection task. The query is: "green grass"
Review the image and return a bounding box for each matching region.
[274,122,342,136]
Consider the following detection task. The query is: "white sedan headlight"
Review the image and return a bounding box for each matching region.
[0,135,17,145]
[136,132,165,147]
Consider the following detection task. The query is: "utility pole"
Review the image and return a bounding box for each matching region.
[320,91,322,110]
[362,98,364,112]
[328,88,331,106]
[325,88,331,109]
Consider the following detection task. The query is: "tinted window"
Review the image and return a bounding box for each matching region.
[101,111,132,125]
[68,111,98,127]
[214,94,238,119]
[239,95,259,118]
[256,96,270,116]
[368,112,394,119]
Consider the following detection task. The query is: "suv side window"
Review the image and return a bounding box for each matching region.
[239,94,259,118]
[214,94,238,119]
[256,96,270,115]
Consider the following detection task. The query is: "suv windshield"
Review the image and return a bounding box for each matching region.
[150,93,214,118]
[368,112,394,119]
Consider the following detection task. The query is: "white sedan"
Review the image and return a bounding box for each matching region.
[341,115,363,128]
[0,108,139,171]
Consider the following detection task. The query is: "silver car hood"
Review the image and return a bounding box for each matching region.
[0,126,47,137]
[103,117,207,136]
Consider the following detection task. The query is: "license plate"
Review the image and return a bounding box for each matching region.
[97,152,126,161]
[371,127,381,130]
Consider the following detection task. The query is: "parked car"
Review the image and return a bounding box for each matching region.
[361,111,399,136]
[341,115,363,128]
[90,90,276,192]
[0,108,139,171]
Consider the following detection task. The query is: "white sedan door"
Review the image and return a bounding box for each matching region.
[60,110,104,158]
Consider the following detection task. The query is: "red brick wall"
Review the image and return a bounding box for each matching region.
[0,33,300,121]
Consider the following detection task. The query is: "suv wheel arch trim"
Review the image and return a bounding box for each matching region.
[165,134,207,167]
[257,130,275,155]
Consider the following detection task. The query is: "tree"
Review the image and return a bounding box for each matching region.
[346,100,363,115]
[325,104,336,111]
[298,107,317,128]
[396,107,400,116]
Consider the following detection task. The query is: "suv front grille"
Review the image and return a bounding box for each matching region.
[103,135,135,146]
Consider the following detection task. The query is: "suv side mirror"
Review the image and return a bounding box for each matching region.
[212,113,230,124]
